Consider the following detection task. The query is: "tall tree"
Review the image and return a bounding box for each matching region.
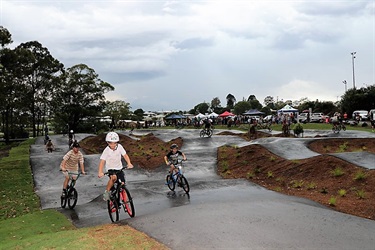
[210,97,221,111]
[103,100,132,128]
[234,101,251,115]
[16,41,64,137]
[226,94,236,109]
[51,64,114,132]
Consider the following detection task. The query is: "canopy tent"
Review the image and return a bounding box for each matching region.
[278,105,299,114]
[208,112,219,118]
[219,111,235,117]
[195,113,207,119]
[165,114,186,119]
[243,109,265,116]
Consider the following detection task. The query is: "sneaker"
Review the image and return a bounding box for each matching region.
[61,190,66,198]
[103,190,110,201]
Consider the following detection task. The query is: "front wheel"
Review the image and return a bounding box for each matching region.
[166,174,175,191]
[120,188,135,218]
[179,175,190,194]
[107,199,119,222]
[207,129,213,137]
[68,188,78,209]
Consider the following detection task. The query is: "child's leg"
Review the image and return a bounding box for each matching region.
[106,174,117,191]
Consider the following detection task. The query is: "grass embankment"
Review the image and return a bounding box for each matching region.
[0,140,167,250]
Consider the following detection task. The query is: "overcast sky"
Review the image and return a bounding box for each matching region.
[1,0,374,111]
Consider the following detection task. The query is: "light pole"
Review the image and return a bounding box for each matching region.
[342,80,347,92]
[351,52,356,89]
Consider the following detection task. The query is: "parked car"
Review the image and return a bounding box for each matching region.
[298,113,309,123]
[352,110,368,121]
[310,113,325,123]
[369,109,375,121]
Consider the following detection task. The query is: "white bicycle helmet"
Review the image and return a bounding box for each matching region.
[106,132,119,142]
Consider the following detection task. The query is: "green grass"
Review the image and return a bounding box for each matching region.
[0,139,166,249]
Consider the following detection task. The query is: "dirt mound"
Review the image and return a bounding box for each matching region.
[80,133,183,170]
[217,138,375,220]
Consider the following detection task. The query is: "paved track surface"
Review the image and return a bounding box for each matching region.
[30,129,375,249]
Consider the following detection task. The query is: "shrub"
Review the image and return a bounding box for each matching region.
[331,167,344,177]
[329,196,337,206]
[267,171,273,178]
[246,171,254,179]
[356,189,366,199]
[306,182,317,190]
[354,170,367,181]
[338,189,347,197]
[290,180,304,188]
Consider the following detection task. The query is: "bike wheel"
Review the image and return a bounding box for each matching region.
[166,175,175,191]
[207,129,213,138]
[61,192,67,208]
[179,175,190,194]
[68,188,78,209]
[120,188,135,218]
[107,198,119,222]
[200,130,205,137]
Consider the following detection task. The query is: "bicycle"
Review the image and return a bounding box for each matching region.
[332,123,346,134]
[60,171,80,209]
[200,128,213,138]
[165,159,190,194]
[104,167,135,222]
[256,122,272,132]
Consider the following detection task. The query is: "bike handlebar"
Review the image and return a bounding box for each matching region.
[103,166,130,176]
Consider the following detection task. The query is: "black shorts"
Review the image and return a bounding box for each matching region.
[108,169,125,183]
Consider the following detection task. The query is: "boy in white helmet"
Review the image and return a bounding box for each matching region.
[98,132,134,200]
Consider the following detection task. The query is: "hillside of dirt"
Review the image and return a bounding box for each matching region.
[78,131,375,221]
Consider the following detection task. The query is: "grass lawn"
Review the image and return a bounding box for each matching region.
[0,139,167,250]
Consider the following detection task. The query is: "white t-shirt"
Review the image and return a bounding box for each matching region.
[100,144,126,170]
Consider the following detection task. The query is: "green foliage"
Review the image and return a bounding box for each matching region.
[306,182,317,190]
[356,189,366,199]
[233,101,252,115]
[331,167,344,177]
[340,85,375,117]
[221,161,229,172]
[290,180,304,188]
[338,189,347,197]
[329,196,337,206]
[338,142,348,152]
[269,156,276,162]
[246,171,254,179]
[0,139,40,220]
[293,123,304,136]
[267,171,273,178]
[354,170,367,181]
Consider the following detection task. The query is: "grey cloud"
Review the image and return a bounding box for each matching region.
[296,1,371,16]
[100,71,166,84]
[171,37,214,50]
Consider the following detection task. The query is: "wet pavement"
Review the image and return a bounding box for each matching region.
[30,129,375,249]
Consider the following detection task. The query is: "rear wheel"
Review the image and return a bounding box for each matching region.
[200,130,205,137]
[120,188,135,218]
[179,175,190,194]
[166,174,175,191]
[68,188,78,209]
[107,199,119,222]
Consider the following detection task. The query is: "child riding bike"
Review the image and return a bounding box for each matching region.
[60,141,86,198]
[164,144,187,180]
[98,132,134,200]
